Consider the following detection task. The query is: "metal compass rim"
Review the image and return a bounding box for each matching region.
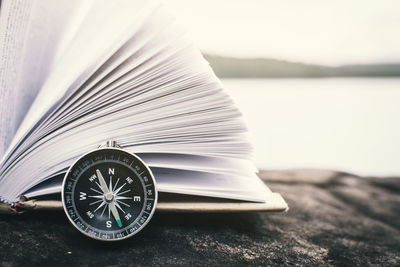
[61,146,158,241]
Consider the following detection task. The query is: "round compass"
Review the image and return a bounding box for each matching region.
[62,142,157,241]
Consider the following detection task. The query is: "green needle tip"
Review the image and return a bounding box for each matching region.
[117,219,122,228]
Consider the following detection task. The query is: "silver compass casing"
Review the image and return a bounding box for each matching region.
[61,141,158,241]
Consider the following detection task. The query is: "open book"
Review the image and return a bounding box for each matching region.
[0,0,287,213]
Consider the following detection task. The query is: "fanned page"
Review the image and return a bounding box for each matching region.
[0,0,287,211]
[0,0,92,157]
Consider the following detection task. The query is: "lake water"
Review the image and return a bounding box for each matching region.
[223,78,400,177]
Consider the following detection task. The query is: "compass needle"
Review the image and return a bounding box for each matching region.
[110,202,122,227]
[109,176,113,192]
[94,181,103,191]
[96,169,109,194]
[96,169,108,194]
[114,201,125,214]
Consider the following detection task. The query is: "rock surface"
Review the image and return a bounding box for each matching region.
[0,170,399,266]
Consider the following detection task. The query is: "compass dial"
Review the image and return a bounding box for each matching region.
[62,147,157,241]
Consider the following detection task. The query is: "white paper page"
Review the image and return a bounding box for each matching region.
[1,19,214,169]
[0,0,91,158]
[23,167,269,203]
[2,0,159,165]
[26,5,176,141]
[0,55,242,172]
[12,0,92,142]
[139,153,257,175]
[0,0,261,205]
[0,0,33,157]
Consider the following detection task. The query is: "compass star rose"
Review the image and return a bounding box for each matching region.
[87,169,132,227]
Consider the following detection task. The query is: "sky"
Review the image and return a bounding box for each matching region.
[165,0,400,66]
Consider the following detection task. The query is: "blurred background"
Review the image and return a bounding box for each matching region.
[166,0,400,177]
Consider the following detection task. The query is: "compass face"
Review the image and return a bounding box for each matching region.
[62,148,157,241]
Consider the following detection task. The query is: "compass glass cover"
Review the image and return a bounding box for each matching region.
[62,148,157,241]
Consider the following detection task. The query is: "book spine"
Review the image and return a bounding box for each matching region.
[0,196,19,214]
[0,196,18,207]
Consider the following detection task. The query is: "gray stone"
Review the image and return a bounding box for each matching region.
[0,170,399,266]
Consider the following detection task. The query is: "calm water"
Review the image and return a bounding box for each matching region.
[223,78,400,177]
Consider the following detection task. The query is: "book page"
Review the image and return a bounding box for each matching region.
[0,0,91,159]
[0,1,271,206]
[0,0,33,157]
[1,0,158,163]
[23,167,269,203]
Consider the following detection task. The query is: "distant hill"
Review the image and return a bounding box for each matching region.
[204,54,400,78]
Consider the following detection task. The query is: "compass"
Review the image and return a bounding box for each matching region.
[62,141,157,241]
